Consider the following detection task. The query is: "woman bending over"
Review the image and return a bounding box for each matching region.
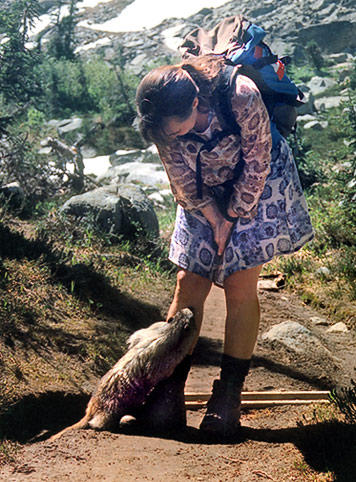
[135,55,313,438]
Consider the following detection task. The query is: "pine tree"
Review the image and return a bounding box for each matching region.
[0,0,42,105]
[47,0,78,60]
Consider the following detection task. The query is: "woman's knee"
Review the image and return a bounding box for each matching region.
[223,266,262,305]
[175,269,212,302]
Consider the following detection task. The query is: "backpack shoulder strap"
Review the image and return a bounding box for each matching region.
[179,66,242,200]
[180,129,237,199]
[212,64,241,135]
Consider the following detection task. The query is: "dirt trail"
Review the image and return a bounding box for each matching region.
[1,285,355,481]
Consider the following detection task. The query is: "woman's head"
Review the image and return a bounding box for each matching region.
[136,56,224,146]
[136,65,199,146]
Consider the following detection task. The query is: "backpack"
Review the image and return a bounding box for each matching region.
[180,15,304,139]
[178,15,304,215]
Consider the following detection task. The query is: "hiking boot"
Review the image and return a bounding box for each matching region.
[199,378,242,438]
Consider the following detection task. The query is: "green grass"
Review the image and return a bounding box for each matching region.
[0,439,19,467]
[0,213,176,432]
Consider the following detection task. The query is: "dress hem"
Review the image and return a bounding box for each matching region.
[168,233,314,288]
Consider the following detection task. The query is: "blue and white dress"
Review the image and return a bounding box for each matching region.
[158,74,314,286]
[168,138,314,286]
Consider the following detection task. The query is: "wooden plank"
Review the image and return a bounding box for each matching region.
[186,398,330,410]
[185,391,330,402]
[241,391,330,401]
[184,391,331,410]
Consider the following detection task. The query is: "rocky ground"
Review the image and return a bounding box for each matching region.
[1,284,355,481]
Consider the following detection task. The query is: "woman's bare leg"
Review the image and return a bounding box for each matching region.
[200,264,263,437]
[223,264,262,359]
[166,269,212,352]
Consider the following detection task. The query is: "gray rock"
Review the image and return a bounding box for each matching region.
[307,76,337,96]
[60,184,159,240]
[261,320,340,384]
[98,162,169,189]
[303,120,329,130]
[109,147,160,166]
[328,53,352,64]
[333,63,355,83]
[327,322,350,334]
[0,182,25,210]
[45,119,63,129]
[310,316,329,326]
[38,146,52,155]
[262,321,324,354]
[297,21,356,54]
[315,96,348,111]
[109,149,143,166]
[297,114,318,123]
[347,178,356,189]
[57,118,83,135]
[127,52,152,75]
[315,266,331,277]
[148,189,174,208]
[80,146,98,158]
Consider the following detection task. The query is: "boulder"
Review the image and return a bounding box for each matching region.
[261,320,340,385]
[80,145,98,158]
[297,114,319,124]
[109,146,160,166]
[60,184,159,240]
[109,149,142,166]
[315,266,331,277]
[297,21,356,54]
[331,63,355,83]
[0,182,25,210]
[98,162,169,189]
[47,118,83,135]
[148,189,174,208]
[315,96,348,111]
[327,322,349,334]
[303,120,329,130]
[307,76,337,96]
[127,52,152,75]
[310,316,329,326]
[328,53,351,64]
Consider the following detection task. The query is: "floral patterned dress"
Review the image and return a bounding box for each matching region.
[158,73,314,286]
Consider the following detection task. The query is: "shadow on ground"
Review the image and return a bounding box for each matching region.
[243,423,356,482]
[0,223,162,330]
[193,337,333,390]
[192,336,222,367]
[2,390,356,481]
[132,419,356,482]
[0,392,90,443]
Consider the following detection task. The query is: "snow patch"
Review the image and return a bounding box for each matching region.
[77,0,229,32]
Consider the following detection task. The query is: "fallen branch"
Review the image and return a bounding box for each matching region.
[252,469,276,481]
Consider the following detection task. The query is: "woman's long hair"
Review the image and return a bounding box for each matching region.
[136,55,224,147]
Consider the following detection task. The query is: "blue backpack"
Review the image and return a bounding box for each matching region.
[180,15,304,143]
[179,15,304,210]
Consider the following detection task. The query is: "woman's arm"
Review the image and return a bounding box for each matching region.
[158,145,234,254]
[200,203,234,256]
[158,145,213,212]
[227,74,272,219]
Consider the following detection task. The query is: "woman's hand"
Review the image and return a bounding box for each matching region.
[214,218,235,255]
[201,204,235,256]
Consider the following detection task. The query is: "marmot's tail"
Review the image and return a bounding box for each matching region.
[49,415,90,442]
